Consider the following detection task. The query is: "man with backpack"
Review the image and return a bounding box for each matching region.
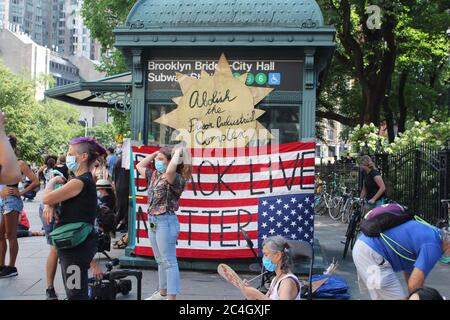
[352,203,450,300]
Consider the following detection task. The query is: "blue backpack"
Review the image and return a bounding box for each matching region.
[311,275,351,299]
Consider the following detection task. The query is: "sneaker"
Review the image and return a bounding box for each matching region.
[46,287,58,300]
[0,266,18,278]
[144,291,167,300]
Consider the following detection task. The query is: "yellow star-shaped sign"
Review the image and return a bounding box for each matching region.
[154,54,274,148]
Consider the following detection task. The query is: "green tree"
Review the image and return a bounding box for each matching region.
[77,122,118,149]
[317,0,450,141]
[82,0,136,137]
[0,62,82,163]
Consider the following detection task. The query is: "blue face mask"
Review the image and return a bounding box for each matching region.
[155,160,167,173]
[263,256,277,272]
[440,254,450,264]
[66,155,79,173]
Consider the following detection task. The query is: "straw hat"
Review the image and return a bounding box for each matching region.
[96,179,112,189]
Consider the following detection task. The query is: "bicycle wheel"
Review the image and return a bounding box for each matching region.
[351,227,360,249]
[342,199,355,223]
[342,213,358,259]
[329,197,343,221]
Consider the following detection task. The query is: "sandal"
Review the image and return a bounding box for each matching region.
[113,234,128,249]
[113,239,127,249]
[113,234,127,245]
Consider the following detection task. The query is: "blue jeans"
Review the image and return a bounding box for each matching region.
[39,203,56,245]
[148,212,180,295]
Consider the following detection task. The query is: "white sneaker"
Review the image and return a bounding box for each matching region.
[144,291,167,300]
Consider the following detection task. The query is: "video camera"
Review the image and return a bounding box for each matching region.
[88,258,143,300]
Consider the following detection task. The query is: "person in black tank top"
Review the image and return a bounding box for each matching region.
[43,137,106,300]
[359,155,386,213]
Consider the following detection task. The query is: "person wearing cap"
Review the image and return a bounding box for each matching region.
[96,179,116,211]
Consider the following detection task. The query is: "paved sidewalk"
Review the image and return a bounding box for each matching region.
[1,192,448,300]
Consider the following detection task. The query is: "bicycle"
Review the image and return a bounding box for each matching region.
[328,186,349,221]
[340,189,358,224]
[440,199,450,229]
[314,182,333,217]
[342,199,364,259]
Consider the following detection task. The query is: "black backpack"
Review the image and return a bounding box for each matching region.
[360,203,414,237]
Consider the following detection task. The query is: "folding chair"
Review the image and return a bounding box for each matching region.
[287,240,314,300]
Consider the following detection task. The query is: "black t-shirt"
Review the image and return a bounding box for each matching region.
[363,169,385,200]
[57,172,97,227]
[55,164,69,180]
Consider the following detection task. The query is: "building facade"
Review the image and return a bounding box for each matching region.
[0,0,9,26]
[0,24,50,100]
[0,0,101,61]
[316,119,349,163]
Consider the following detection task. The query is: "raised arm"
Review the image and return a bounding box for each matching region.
[136,151,159,179]
[165,148,183,185]
[18,161,39,196]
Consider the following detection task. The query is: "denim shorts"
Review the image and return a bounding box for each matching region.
[0,196,24,215]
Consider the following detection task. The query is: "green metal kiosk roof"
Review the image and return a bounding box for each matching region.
[44,72,132,109]
[114,0,335,48]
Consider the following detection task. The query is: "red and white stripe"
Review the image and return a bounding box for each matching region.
[131,142,315,259]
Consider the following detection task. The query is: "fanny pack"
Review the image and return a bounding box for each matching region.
[50,222,93,250]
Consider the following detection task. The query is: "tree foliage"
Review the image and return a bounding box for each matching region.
[0,62,82,163]
[81,0,136,137]
[317,0,450,141]
[348,119,450,156]
[77,122,119,149]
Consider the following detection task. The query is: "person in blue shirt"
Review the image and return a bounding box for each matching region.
[352,220,450,300]
[105,147,118,179]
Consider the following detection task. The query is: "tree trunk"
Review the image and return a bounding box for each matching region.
[398,70,408,133]
[382,77,395,143]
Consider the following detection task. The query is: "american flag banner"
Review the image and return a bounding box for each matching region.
[131,142,315,259]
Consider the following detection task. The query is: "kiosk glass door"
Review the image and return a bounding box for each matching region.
[147,104,176,145]
[257,105,299,144]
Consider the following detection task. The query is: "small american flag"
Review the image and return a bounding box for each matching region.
[258,194,314,255]
[131,142,315,259]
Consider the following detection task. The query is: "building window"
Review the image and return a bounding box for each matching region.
[257,106,299,144]
[147,105,177,145]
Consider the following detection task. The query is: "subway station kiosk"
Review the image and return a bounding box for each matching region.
[46,0,335,271]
